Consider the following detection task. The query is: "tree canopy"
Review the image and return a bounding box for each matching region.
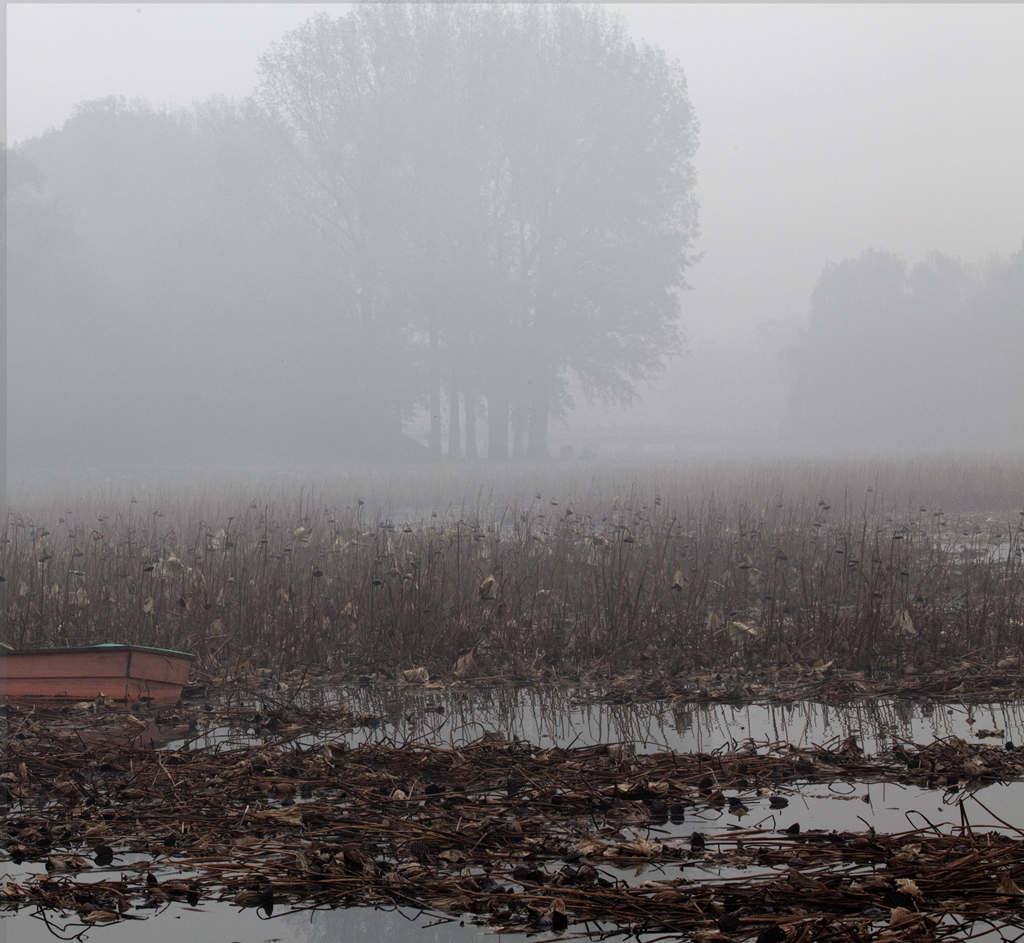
[783,246,1024,450]
[9,98,351,467]
[256,4,700,458]
[8,7,699,468]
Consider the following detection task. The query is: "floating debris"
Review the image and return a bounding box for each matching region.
[3,693,1024,940]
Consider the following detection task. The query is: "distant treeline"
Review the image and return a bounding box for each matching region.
[783,247,1024,450]
[7,5,1022,469]
[7,5,699,467]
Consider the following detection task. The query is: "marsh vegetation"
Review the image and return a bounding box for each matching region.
[4,458,1021,691]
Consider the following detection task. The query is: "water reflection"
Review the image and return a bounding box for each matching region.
[181,683,1024,757]
[1,902,503,943]
[8,686,1024,943]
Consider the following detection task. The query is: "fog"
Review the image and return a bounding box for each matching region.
[5,3,1024,487]
[5,15,1024,940]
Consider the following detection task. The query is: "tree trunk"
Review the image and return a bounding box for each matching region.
[527,390,550,458]
[487,392,509,460]
[447,375,461,459]
[512,396,526,458]
[429,325,442,458]
[464,386,478,460]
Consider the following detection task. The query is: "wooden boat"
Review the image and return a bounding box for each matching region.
[0,643,195,703]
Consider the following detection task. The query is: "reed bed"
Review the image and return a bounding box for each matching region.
[2,457,1022,683]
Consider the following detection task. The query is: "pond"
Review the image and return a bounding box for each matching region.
[173,682,1024,753]
[4,685,1024,943]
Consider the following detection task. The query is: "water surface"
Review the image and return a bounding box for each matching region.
[6,687,1024,943]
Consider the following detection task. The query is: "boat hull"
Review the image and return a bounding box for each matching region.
[0,645,194,703]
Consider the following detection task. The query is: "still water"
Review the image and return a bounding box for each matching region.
[5,687,1024,943]
[175,682,1024,754]
[0,901,503,943]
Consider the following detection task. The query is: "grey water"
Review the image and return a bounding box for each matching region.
[176,683,1024,754]
[5,689,1024,943]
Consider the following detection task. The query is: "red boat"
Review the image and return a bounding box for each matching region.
[0,643,196,703]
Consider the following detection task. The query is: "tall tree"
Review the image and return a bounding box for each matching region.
[484,6,699,456]
[12,97,365,467]
[6,148,100,465]
[783,245,1024,449]
[256,10,433,454]
[256,5,700,459]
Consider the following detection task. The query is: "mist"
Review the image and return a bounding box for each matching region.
[5,11,1024,939]
[5,3,1024,487]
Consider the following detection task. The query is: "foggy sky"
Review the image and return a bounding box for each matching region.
[9,3,1023,346]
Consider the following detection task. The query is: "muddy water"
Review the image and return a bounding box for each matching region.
[6,688,1024,943]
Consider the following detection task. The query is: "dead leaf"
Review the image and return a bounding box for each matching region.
[609,838,663,858]
[963,757,987,777]
[46,855,92,872]
[572,837,607,856]
[997,873,1024,895]
[252,807,304,827]
[894,608,916,637]
[82,911,120,925]
[479,575,499,600]
[890,906,917,927]
[453,650,476,678]
[896,878,922,898]
[728,620,760,639]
